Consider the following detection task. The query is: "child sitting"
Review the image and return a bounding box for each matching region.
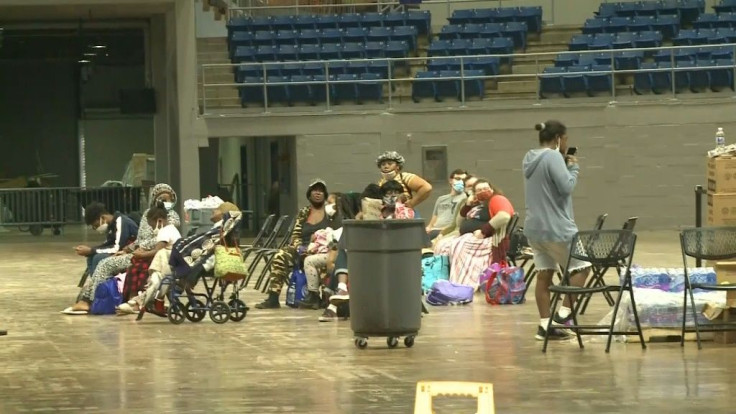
[380,180,415,220]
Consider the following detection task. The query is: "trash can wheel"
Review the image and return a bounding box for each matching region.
[387,336,399,348]
[354,337,368,349]
[404,336,415,348]
[30,225,43,236]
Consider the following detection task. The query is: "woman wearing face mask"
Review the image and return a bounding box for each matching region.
[63,202,139,315]
[117,202,182,315]
[433,175,478,255]
[380,180,415,219]
[376,151,432,211]
[523,121,590,341]
[446,179,515,289]
[62,184,181,314]
[256,179,334,309]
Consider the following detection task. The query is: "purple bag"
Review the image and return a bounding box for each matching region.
[426,280,474,306]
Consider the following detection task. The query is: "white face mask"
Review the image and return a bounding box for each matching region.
[325,203,336,217]
[96,218,108,234]
[163,201,175,210]
[152,221,164,236]
[382,171,397,181]
[554,138,560,151]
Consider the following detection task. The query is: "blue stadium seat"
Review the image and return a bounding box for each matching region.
[230,32,254,50]
[368,27,392,43]
[503,21,528,49]
[583,18,608,35]
[233,46,257,63]
[466,56,501,75]
[364,41,385,59]
[251,16,273,32]
[327,61,349,76]
[239,77,265,107]
[384,12,406,28]
[272,16,295,32]
[427,58,454,72]
[343,27,367,44]
[539,67,566,97]
[689,61,712,91]
[439,24,463,40]
[236,64,261,82]
[315,15,340,30]
[341,43,365,59]
[460,23,484,39]
[254,31,275,47]
[674,61,693,92]
[361,13,384,29]
[266,75,290,104]
[346,61,369,75]
[651,62,673,93]
[607,17,631,33]
[629,16,655,32]
[472,9,495,24]
[436,71,461,100]
[717,27,736,42]
[428,40,451,57]
[280,62,303,77]
[302,62,324,76]
[333,73,359,103]
[654,48,696,63]
[715,0,736,14]
[449,39,472,56]
[710,58,735,90]
[652,15,680,40]
[718,12,736,29]
[288,75,313,104]
[339,14,362,29]
[256,45,277,62]
[277,45,299,61]
[407,11,432,36]
[517,6,543,34]
[569,34,593,51]
[586,64,613,96]
[448,10,475,26]
[367,61,390,79]
[470,38,493,55]
[293,15,317,31]
[555,53,580,68]
[299,29,321,45]
[320,44,341,60]
[694,13,720,29]
[613,32,635,49]
[320,28,343,45]
[563,65,589,95]
[634,31,663,49]
[299,44,321,61]
[275,30,298,46]
[637,1,660,17]
[614,51,644,70]
[589,33,614,50]
[311,75,334,103]
[227,16,251,37]
[392,26,418,51]
[460,69,486,100]
[357,72,384,103]
[385,40,410,59]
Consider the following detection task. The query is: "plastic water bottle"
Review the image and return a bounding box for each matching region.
[716,127,726,148]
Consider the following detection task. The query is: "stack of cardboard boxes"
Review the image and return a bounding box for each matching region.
[707,154,736,343]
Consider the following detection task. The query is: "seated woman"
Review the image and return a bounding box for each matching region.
[255,179,334,309]
[117,202,182,315]
[433,175,478,256]
[380,180,415,219]
[447,179,515,289]
[63,183,180,314]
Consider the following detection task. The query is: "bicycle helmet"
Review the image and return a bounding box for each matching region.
[375,151,405,168]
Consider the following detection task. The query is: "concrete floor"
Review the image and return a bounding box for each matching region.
[0,226,734,413]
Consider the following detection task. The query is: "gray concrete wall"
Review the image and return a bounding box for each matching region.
[205,99,736,230]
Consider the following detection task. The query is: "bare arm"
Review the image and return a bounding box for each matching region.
[406,176,432,208]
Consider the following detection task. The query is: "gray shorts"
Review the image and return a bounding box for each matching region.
[528,240,591,273]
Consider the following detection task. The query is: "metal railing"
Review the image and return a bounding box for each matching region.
[200,42,736,114]
[0,186,146,234]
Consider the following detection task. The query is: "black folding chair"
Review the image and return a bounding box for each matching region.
[679,226,736,349]
[239,214,275,250]
[253,217,298,292]
[543,229,646,353]
[520,213,609,301]
[577,216,638,315]
[241,215,292,287]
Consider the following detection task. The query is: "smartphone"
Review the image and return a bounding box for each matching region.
[566,147,578,156]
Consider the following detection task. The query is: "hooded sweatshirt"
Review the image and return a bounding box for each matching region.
[522,148,580,243]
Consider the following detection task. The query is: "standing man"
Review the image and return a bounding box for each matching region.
[522,120,591,342]
[426,169,468,239]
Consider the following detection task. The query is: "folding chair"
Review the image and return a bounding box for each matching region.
[239,214,275,250]
[543,229,646,353]
[252,217,298,291]
[520,213,608,301]
[577,216,637,315]
[679,226,736,349]
[240,215,291,287]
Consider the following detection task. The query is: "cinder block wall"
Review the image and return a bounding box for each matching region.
[206,99,736,230]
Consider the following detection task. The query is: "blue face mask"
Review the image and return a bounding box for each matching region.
[453,181,465,193]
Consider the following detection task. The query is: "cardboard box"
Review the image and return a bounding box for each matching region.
[715,261,736,285]
[713,308,736,344]
[707,192,736,225]
[708,156,736,193]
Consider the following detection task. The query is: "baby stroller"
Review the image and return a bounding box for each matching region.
[136,211,248,324]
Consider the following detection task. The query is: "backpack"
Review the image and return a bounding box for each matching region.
[484,263,526,305]
[285,267,308,308]
[421,255,450,292]
[426,280,474,306]
[90,277,123,315]
[508,227,529,261]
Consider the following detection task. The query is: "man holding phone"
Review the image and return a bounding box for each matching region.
[522,121,590,342]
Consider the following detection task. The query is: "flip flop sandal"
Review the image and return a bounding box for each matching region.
[61,307,88,315]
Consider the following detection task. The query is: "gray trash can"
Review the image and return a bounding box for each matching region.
[343,219,425,349]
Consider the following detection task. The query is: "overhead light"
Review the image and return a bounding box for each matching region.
[83,52,96,57]
[90,44,106,49]
[78,59,91,63]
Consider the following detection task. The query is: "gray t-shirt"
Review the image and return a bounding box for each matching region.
[431,193,467,229]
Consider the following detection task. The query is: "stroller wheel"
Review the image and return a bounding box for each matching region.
[209,301,231,324]
[228,299,248,322]
[185,300,207,322]
[167,303,185,324]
